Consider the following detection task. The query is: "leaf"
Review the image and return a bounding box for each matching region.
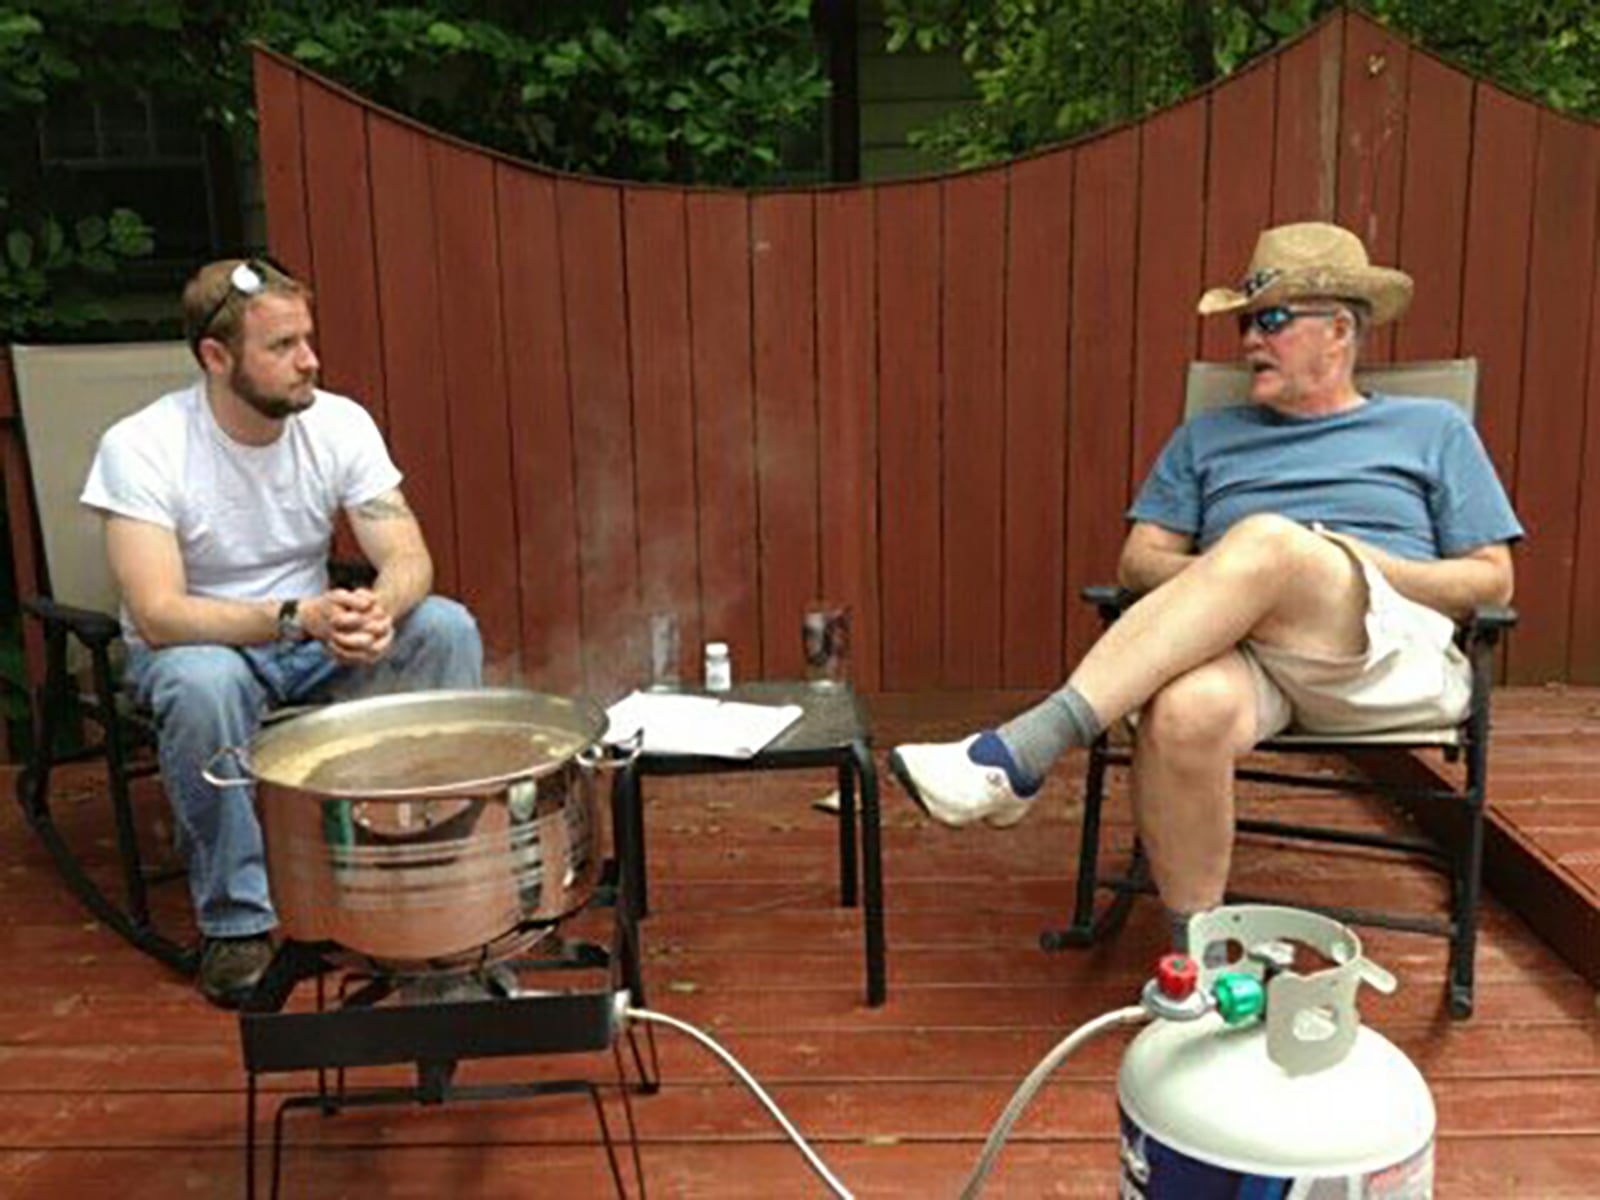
[0,13,44,40]
[290,38,331,63]
[107,209,154,256]
[425,21,467,50]
[6,230,32,271]
[75,215,107,250]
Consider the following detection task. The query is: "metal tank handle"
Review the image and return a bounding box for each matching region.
[201,745,256,789]
[1187,904,1394,1076]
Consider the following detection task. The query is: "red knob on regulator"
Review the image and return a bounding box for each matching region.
[1155,953,1199,1000]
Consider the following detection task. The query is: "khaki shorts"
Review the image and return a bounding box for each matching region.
[1241,537,1471,742]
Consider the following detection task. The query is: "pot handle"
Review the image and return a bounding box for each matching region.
[201,745,256,789]
[578,728,644,771]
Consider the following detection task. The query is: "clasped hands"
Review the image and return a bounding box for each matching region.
[302,588,395,664]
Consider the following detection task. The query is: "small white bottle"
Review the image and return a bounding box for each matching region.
[704,641,732,692]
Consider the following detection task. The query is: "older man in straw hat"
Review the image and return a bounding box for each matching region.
[890,222,1522,956]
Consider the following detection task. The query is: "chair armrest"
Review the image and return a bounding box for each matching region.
[21,595,121,645]
[1080,584,1136,625]
[1461,604,1517,651]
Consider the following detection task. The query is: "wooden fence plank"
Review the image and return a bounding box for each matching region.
[625,190,702,685]
[751,193,820,682]
[940,170,1007,689]
[1201,59,1276,361]
[685,194,763,678]
[1393,50,1472,363]
[365,115,457,598]
[252,54,312,280]
[1132,96,1207,481]
[1458,86,1537,497]
[1337,15,1411,362]
[816,190,881,693]
[428,141,519,675]
[1568,130,1600,684]
[496,166,583,693]
[876,183,943,690]
[298,82,385,428]
[1511,112,1600,683]
[1001,153,1072,688]
[0,355,44,694]
[557,180,639,694]
[1063,130,1138,669]
[1271,13,1342,224]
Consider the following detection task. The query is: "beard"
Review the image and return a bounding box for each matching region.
[230,361,318,421]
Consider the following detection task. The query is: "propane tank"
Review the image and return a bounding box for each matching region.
[1118,905,1435,1198]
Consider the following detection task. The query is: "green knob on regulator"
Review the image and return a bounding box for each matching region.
[1213,972,1266,1025]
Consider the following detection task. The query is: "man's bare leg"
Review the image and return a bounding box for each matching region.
[1078,515,1365,720]
[1131,652,1262,916]
[998,515,1366,782]
[892,514,1369,828]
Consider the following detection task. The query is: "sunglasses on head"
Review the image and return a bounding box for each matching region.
[1236,304,1344,337]
[194,257,287,348]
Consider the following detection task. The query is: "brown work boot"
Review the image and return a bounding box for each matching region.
[197,934,274,1009]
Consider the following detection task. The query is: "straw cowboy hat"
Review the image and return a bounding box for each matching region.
[1197,222,1414,326]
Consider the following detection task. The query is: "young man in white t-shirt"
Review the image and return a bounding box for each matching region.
[81,259,483,1007]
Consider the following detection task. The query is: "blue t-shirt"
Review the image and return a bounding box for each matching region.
[1127,395,1523,561]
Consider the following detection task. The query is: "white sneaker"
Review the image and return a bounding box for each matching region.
[890,735,1035,829]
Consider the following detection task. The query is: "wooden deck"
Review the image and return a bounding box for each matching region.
[0,688,1596,1197]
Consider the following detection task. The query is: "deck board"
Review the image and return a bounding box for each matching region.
[2,687,1597,1196]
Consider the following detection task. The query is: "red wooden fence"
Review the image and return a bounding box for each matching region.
[247,9,1600,694]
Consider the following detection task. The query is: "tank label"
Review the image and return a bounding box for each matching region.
[1119,1107,1434,1198]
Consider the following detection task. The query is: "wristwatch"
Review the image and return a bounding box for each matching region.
[276,599,305,642]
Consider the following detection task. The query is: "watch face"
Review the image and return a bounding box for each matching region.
[278,600,301,640]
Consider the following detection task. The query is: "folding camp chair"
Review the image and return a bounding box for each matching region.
[10,341,201,973]
[1041,358,1517,1019]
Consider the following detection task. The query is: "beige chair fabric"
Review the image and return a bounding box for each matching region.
[1187,357,1478,418]
[11,341,196,616]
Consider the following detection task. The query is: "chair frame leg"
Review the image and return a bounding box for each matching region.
[1041,735,1139,951]
[1448,652,1495,1021]
[16,623,195,975]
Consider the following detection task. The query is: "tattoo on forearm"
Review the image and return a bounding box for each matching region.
[355,492,414,522]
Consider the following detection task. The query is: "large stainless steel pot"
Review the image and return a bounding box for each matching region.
[204,689,620,971]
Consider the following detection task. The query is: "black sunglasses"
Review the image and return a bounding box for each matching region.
[194,257,288,348]
[1236,305,1343,337]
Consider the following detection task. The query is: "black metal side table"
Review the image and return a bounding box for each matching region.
[611,680,886,1006]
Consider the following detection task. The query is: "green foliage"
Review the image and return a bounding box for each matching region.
[0,201,154,339]
[0,0,830,342]
[251,1,831,185]
[0,2,245,124]
[1368,0,1600,115]
[883,0,1600,169]
[0,3,237,338]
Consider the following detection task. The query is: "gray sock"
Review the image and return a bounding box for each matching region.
[996,683,1103,785]
[1166,906,1197,954]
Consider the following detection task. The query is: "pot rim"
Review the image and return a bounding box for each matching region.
[243,687,609,799]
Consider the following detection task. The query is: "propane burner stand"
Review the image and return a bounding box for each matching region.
[239,858,656,1199]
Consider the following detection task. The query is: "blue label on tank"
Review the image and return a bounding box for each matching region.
[1118,1107,1433,1199]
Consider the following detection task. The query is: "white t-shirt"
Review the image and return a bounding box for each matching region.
[81,382,402,640]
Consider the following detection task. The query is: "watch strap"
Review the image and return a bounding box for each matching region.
[277,599,303,641]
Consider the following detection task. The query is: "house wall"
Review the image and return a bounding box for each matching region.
[855,2,976,180]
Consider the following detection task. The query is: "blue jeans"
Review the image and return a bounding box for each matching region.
[126,596,484,939]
